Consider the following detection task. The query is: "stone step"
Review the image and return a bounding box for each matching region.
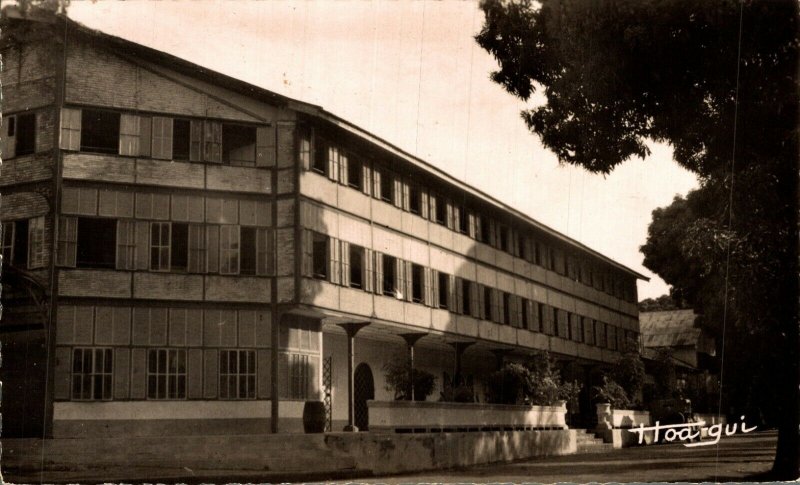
[576,442,614,454]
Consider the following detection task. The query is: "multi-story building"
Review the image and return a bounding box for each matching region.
[0,8,645,438]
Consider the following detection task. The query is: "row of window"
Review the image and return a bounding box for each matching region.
[305,231,637,350]
[3,217,274,276]
[71,347,309,401]
[57,107,272,166]
[301,132,637,303]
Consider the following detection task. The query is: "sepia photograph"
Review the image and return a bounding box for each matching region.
[0,0,797,483]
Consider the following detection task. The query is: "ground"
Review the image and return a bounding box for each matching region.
[3,430,777,483]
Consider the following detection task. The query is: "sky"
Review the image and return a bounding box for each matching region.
[65,0,698,300]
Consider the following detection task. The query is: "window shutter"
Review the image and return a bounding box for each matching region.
[584,318,594,344]
[189,120,203,162]
[152,116,173,160]
[448,274,456,311]
[56,216,77,267]
[420,190,429,220]
[188,224,207,273]
[527,301,537,332]
[328,237,341,284]
[206,225,220,273]
[327,146,339,182]
[488,220,497,247]
[115,219,135,270]
[467,213,476,238]
[373,252,384,295]
[393,178,403,209]
[446,203,454,230]
[256,125,276,167]
[454,277,464,314]
[372,169,382,199]
[516,297,524,328]
[204,121,222,163]
[361,164,372,196]
[402,181,410,211]
[301,229,313,277]
[339,153,349,186]
[59,108,81,151]
[363,248,374,292]
[425,268,434,307]
[134,220,150,270]
[395,258,405,300]
[477,285,486,320]
[119,114,141,156]
[428,195,437,221]
[3,115,16,159]
[403,261,413,301]
[340,240,350,287]
[138,116,152,157]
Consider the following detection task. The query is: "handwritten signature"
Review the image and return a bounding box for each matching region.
[627,415,757,447]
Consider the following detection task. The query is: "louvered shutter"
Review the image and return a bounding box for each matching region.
[134,221,150,270]
[189,120,203,161]
[327,146,339,182]
[402,182,410,211]
[340,240,350,287]
[454,277,464,314]
[301,229,313,277]
[372,169,382,199]
[139,116,152,157]
[363,248,374,292]
[445,203,454,230]
[374,252,384,295]
[477,285,486,320]
[420,190,429,220]
[470,282,480,318]
[339,152,349,186]
[362,164,372,196]
[424,268,433,306]
[393,178,403,209]
[447,274,456,311]
[328,237,341,284]
[404,261,413,302]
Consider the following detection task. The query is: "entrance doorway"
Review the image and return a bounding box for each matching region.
[354,363,374,431]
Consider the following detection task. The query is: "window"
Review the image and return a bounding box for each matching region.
[220,225,241,274]
[479,216,491,243]
[521,298,530,329]
[457,206,468,234]
[349,244,364,288]
[171,223,189,271]
[204,121,222,163]
[15,113,36,156]
[173,118,191,160]
[255,228,272,276]
[81,109,120,154]
[284,353,309,400]
[219,350,256,399]
[379,170,393,203]
[553,308,561,337]
[382,254,397,296]
[312,139,327,173]
[60,108,81,151]
[499,225,510,252]
[119,114,141,156]
[461,279,472,315]
[347,158,362,190]
[12,219,28,268]
[223,123,256,166]
[298,126,312,169]
[502,293,512,325]
[72,348,113,401]
[411,264,424,303]
[240,227,257,275]
[483,286,493,321]
[2,221,14,265]
[73,217,116,269]
[534,241,543,266]
[434,195,447,225]
[188,224,207,273]
[438,272,449,309]
[27,216,46,269]
[150,222,171,271]
[147,348,186,400]
[152,116,174,160]
[409,186,421,214]
[312,232,328,279]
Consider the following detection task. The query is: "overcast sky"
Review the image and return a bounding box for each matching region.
[66,0,698,300]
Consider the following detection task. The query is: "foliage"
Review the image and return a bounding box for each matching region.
[486,362,530,405]
[638,294,684,313]
[439,385,476,403]
[18,0,69,14]
[476,0,798,476]
[612,350,646,406]
[486,352,583,406]
[594,376,632,410]
[650,348,678,401]
[382,356,436,402]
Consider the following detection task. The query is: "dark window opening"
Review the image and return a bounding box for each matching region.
[502,293,511,325]
[566,313,573,340]
[12,219,28,268]
[521,299,529,329]
[348,159,362,190]
[312,232,328,279]
[438,272,449,309]
[240,226,257,275]
[480,216,491,243]
[483,286,492,321]
[499,226,509,252]
[435,197,447,225]
[380,171,393,203]
[382,254,396,296]
[409,186,421,214]
[312,140,327,173]
[81,109,120,154]
[538,303,545,333]
[461,280,472,315]
[534,242,542,265]
[223,123,256,166]
[349,244,364,288]
[553,308,561,337]
[170,223,189,271]
[173,119,191,160]
[77,217,117,269]
[7,116,16,137]
[411,264,424,303]
[16,113,36,156]
[458,207,468,233]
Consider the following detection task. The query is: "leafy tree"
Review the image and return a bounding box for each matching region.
[612,349,646,406]
[477,0,798,478]
[638,294,682,313]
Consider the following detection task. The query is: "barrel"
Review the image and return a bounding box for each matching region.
[302,400,327,433]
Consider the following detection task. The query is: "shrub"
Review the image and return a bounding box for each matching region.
[383,356,436,401]
[594,376,632,409]
[486,362,530,404]
[527,351,582,406]
[612,349,646,405]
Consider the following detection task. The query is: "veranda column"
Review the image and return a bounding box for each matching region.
[399,333,427,400]
[337,322,370,432]
[447,341,474,387]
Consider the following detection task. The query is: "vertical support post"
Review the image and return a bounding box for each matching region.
[338,322,369,432]
[447,341,474,388]
[400,333,426,401]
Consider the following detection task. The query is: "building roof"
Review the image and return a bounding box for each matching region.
[3,6,649,281]
[639,309,716,356]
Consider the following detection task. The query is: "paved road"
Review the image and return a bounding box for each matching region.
[343,430,778,484]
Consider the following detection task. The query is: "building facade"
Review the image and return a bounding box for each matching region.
[0,9,645,438]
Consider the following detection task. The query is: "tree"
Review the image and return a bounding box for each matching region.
[638,294,682,312]
[477,0,798,478]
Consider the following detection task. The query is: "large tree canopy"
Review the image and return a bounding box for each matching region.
[477,0,798,478]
